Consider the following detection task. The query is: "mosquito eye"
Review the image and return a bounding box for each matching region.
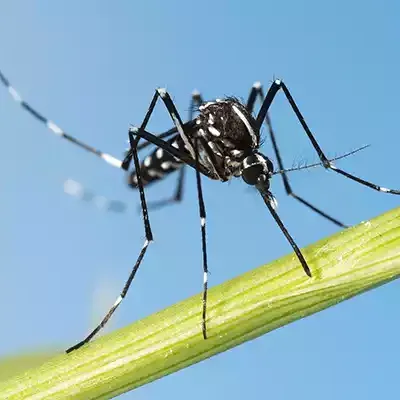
[242,164,264,185]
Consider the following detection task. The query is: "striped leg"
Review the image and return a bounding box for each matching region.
[0,69,123,169]
[193,136,209,339]
[130,127,211,339]
[256,80,400,196]
[145,90,205,211]
[66,115,155,354]
[125,88,213,339]
[248,82,348,227]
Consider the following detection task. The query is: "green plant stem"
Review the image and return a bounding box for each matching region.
[1,207,400,400]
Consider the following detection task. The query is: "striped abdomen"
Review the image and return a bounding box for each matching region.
[128,134,187,188]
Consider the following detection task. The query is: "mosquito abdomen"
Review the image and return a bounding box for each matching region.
[128,145,184,188]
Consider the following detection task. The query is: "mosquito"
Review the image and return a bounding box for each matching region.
[1,70,390,353]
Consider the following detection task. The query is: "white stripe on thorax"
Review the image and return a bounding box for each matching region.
[232,104,257,147]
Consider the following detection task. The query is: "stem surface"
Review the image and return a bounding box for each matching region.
[1,207,400,399]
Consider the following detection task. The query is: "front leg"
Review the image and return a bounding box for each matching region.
[145,90,205,211]
[66,132,153,353]
[257,80,400,195]
[126,88,212,339]
[249,81,347,227]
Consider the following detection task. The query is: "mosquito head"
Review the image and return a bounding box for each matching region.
[241,153,274,188]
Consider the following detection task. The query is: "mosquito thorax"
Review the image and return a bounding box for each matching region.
[193,98,262,181]
[197,98,259,150]
[241,153,274,186]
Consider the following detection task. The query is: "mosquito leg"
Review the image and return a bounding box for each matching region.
[144,90,205,211]
[126,88,214,338]
[0,69,123,169]
[247,82,347,227]
[66,104,156,353]
[128,130,213,338]
[143,167,186,211]
[125,90,214,177]
[193,137,209,338]
[128,127,210,175]
[256,79,400,195]
[260,190,311,277]
[137,126,178,151]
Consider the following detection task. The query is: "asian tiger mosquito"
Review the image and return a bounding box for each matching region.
[1,69,397,353]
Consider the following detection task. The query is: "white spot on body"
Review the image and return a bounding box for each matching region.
[231,149,244,157]
[208,113,215,125]
[8,86,22,103]
[208,141,222,157]
[200,101,216,111]
[156,148,164,159]
[101,154,123,168]
[199,128,206,136]
[47,121,64,136]
[196,119,201,125]
[203,272,208,284]
[232,104,257,147]
[172,141,179,149]
[380,187,390,192]
[227,158,241,168]
[253,81,262,89]
[144,156,152,167]
[147,169,164,178]
[208,126,221,137]
[274,79,282,86]
[200,217,206,227]
[161,161,173,170]
[222,139,235,148]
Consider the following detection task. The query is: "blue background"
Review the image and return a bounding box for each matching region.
[1,1,399,399]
